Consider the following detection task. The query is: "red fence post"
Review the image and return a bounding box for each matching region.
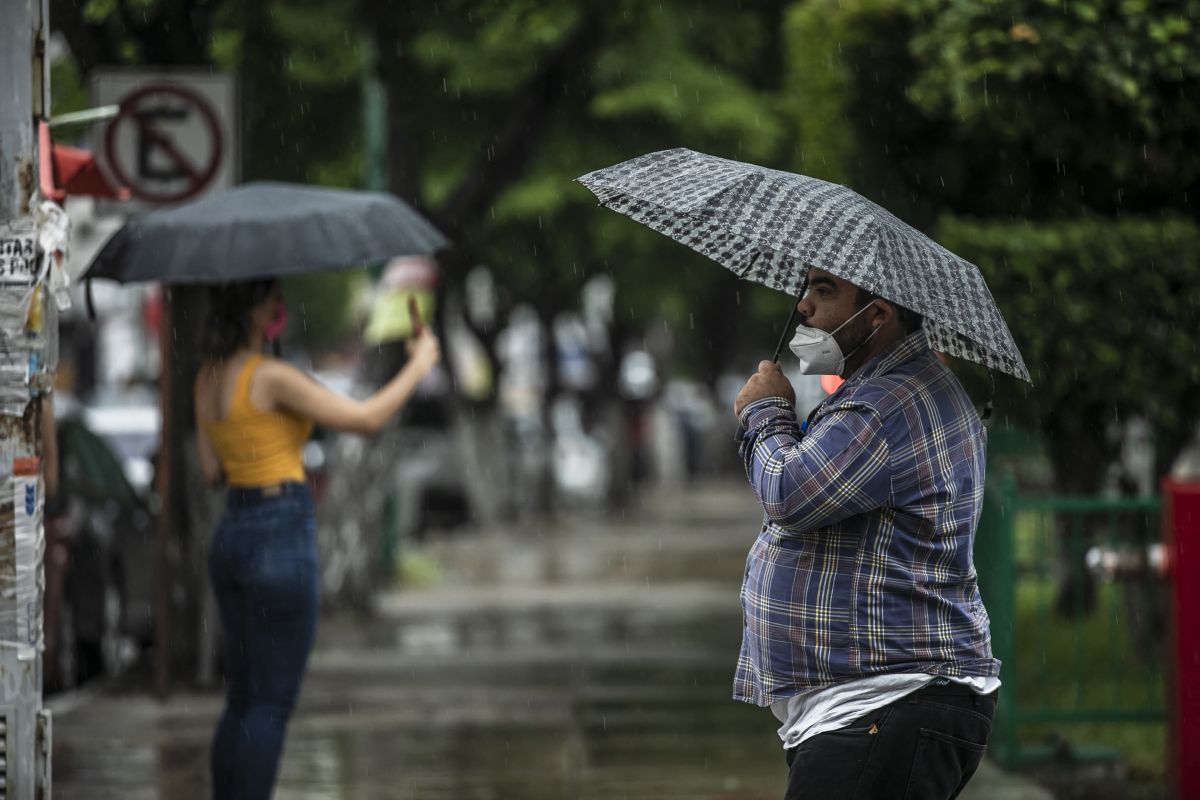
[1166,480,1200,800]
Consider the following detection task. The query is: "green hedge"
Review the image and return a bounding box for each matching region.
[936,215,1200,492]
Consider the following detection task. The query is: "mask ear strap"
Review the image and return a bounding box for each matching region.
[771,275,809,364]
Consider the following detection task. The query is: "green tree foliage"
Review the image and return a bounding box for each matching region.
[369,0,793,376]
[53,0,1200,488]
[783,0,1200,490]
[54,0,796,377]
[785,0,1200,222]
[937,215,1200,491]
[782,0,968,228]
[908,0,1200,217]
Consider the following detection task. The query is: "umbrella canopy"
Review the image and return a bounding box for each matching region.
[85,182,448,285]
[577,148,1029,383]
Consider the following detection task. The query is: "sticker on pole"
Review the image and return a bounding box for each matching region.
[0,219,38,286]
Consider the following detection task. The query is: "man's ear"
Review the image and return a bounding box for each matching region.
[869,300,895,330]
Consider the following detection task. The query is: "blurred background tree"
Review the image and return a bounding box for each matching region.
[50,0,1200,494]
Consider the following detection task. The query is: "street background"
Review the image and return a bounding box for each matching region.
[27,0,1200,798]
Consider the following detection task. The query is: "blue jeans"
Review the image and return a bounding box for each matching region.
[209,483,319,800]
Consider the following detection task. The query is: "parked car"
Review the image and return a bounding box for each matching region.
[44,415,157,691]
[82,402,160,496]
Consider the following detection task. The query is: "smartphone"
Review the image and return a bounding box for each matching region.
[407,296,424,337]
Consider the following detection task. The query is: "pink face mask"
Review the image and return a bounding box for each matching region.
[265,300,288,342]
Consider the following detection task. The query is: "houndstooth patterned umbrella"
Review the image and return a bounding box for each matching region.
[577,148,1030,382]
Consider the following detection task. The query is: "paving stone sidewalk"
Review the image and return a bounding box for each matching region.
[50,479,1053,799]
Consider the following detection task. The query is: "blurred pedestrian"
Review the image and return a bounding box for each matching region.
[732,267,999,800]
[193,279,439,800]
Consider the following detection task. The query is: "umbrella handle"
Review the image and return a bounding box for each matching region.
[771,279,808,364]
[771,303,800,364]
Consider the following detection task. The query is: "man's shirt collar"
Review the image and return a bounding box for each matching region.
[833,329,932,399]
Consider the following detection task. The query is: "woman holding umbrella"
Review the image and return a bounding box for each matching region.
[193,278,439,800]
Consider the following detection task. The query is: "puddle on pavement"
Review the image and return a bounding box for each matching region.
[54,606,785,800]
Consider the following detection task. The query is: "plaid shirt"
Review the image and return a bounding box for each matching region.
[733,330,1000,706]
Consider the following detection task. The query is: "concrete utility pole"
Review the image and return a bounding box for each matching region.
[0,0,55,796]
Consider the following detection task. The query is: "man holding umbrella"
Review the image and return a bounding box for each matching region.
[578,148,1026,800]
[733,267,999,799]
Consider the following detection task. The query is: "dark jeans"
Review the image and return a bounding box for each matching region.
[784,682,997,800]
[209,483,319,800]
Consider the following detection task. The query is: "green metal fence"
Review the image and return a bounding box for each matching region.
[975,471,1166,772]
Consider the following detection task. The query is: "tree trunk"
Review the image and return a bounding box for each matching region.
[314,10,606,608]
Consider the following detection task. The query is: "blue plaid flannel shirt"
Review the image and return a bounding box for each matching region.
[734,330,1000,706]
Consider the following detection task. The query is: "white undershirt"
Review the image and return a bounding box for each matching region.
[771,673,1003,750]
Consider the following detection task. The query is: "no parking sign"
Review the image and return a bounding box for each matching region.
[92,71,238,210]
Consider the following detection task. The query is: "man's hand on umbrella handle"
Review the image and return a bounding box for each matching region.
[734,361,795,419]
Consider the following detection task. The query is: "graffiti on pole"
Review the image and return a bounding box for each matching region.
[0,220,38,286]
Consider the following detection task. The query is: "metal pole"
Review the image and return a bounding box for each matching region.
[155,289,172,699]
[0,0,54,796]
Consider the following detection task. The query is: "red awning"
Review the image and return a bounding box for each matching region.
[38,120,130,202]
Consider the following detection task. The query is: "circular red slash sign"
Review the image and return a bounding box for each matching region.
[105,83,224,204]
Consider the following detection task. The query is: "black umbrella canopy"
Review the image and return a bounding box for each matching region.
[85,182,448,285]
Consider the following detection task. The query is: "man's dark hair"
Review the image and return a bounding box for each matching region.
[857,288,923,334]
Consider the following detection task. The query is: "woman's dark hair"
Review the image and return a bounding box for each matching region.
[203,279,278,360]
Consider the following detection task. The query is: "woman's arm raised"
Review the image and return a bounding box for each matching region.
[265,329,441,436]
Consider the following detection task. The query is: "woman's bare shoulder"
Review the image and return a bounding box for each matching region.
[256,357,323,398]
[194,360,219,390]
[257,356,310,380]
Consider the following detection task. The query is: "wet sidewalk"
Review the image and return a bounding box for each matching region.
[50,479,1051,799]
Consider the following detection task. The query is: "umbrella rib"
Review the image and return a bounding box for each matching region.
[738,249,762,278]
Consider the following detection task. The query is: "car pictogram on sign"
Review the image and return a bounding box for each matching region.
[104,83,224,205]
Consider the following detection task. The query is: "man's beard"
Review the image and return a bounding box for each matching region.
[833,309,874,372]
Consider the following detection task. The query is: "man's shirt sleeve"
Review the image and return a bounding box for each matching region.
[738,396,891,533]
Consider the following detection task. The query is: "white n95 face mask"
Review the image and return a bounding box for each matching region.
[788,303,880,375]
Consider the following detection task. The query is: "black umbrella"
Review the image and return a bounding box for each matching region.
[85,182,448,285]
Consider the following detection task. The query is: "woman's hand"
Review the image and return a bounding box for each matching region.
[407,328,441,371]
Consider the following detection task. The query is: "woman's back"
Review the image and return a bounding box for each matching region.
[196,353,312,488]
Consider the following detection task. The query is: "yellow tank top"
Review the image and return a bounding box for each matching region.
[199,354,313,487]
